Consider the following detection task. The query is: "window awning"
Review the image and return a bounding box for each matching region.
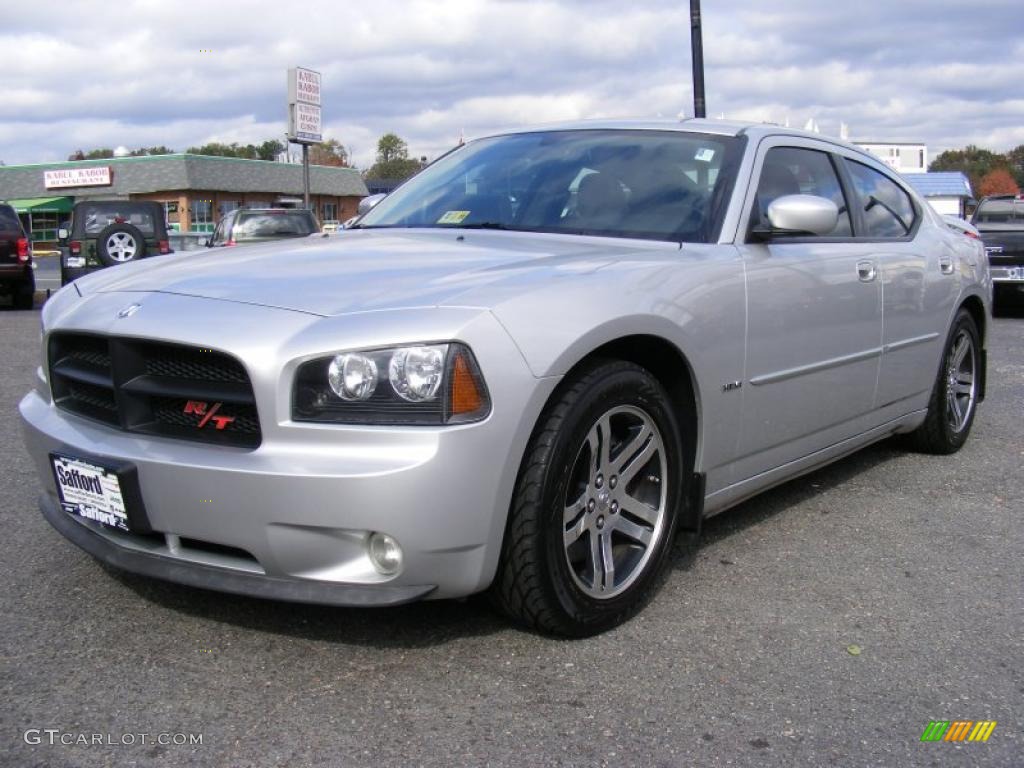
[4,196,73,213]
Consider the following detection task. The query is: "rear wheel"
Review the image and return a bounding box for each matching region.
[491,360,685,636]
[904,309,980,454]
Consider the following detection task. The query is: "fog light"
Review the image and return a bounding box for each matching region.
[367,532,403,576]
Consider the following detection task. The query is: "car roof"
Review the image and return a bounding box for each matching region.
[478,118,875,159]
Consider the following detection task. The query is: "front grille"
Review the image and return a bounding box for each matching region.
[48,333,261,449]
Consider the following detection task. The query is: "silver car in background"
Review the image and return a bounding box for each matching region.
[20,120,990,635]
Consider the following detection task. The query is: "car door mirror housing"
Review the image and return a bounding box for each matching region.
[756,194,839,239]
[357,193,387,216]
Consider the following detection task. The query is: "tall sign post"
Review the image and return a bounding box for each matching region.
[689,0,706,118]
[287,67,322,209]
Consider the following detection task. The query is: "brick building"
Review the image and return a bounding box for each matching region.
[0,154,368,243]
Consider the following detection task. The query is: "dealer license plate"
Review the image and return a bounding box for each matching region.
[51,454,131,532]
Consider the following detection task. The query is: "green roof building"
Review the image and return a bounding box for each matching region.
[0,153,368,242]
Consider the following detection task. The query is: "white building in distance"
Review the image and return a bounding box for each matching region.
[855,141,928,174]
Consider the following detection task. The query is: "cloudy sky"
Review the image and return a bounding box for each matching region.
[1,0,1022,169]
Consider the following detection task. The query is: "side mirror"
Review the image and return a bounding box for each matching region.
[357,193,386,216]
[57,228,69,241]
[755,195,839,239]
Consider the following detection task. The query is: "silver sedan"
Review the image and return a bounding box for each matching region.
[20,120,990,635]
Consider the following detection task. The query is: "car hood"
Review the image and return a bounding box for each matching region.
[75,229,675,317]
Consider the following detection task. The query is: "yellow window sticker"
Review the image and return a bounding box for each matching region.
[437,210,471,224]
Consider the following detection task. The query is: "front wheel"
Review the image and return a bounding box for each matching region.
[904,309,981,454]
[491,360,686,636]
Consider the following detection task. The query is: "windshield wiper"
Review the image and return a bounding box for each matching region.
[446,222,513,231]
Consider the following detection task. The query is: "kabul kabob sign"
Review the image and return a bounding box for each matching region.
[287,67,322,144]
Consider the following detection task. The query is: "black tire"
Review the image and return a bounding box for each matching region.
[904,309,981,454]
[96,223,147,266]
[490,359,686,636]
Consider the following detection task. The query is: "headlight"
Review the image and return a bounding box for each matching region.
[293,342,490,425]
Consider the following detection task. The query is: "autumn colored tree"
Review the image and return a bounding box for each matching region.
[977,168,1020,198]
[309,139,350,167]
[930,145,1010,196]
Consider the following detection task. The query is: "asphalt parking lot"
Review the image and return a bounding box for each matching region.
[0,299,1021,768]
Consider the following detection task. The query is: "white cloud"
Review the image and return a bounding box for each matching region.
[0,0,1021,170]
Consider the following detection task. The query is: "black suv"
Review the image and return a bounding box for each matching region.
[60,200,171,285]
[0,202,35,309]
[208,208,319,247]
[972,194,1024,309]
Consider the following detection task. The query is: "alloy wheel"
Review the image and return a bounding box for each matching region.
[945,328,976,434]
[562,405,669,599]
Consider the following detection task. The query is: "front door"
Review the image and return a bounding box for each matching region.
[734,141,883,481]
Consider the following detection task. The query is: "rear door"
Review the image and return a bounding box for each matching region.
[734,139,883,479]
[841,157,957,412]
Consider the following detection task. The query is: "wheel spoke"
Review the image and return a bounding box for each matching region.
[950,392,963,428]
[599,532,615,590]
[954,382,973,395]
[563,513,587,548]
[951,336,969,368]
[620,495,660,526]
[612,515,652,547]
[618,432,657,485]
[587,531,602,589]
[614,425,653,474]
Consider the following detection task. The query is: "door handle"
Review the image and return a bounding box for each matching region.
[857,260,877,282]
[939,255,955,275]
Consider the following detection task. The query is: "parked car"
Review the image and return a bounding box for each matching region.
[21,121,990,636]
[60,200,171,285]
[207,208,319,246]
[0,202,35,309]
[971,193,1024,308]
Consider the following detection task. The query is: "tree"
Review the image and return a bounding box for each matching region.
[1005,144,1024,187]
[930,145,1008,197]
[69,146,173,160]
[377,133,408,163]
[256,140,285,162]
[977,168,1020,198]
[364,133,423,181]
[128,146,174,157]
[309,139,349,167]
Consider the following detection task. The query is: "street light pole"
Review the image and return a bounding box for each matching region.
[302,142,311,210]
[690,0,706,118]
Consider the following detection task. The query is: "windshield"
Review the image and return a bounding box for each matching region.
[358,129,743,243]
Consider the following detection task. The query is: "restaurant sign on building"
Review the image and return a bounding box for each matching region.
[43,166,112,189]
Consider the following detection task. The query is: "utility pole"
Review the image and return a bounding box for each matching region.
[690,0,706,118]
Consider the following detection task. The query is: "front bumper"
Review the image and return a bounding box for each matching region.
[36,491,433,605]
[20,298,557,606]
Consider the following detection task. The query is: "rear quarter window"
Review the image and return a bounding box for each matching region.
[0,205,22,232]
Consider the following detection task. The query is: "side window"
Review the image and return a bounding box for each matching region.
[846,161,916,238]
[753,147,852,237]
